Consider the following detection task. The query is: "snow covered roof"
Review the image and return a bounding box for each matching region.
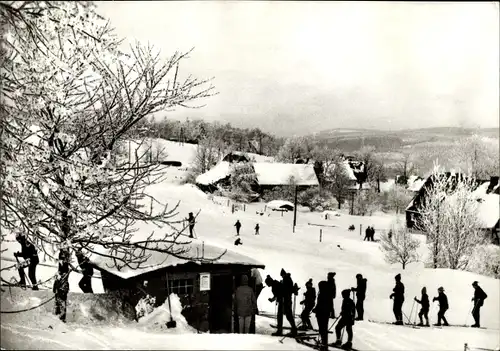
[195,161,231,186]
[472,181,500,229]
[89,240,265,279]
[407,175,425,192]
[252,163,319,186]
[266,200,294,210]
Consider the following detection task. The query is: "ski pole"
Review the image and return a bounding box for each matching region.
[465,301,475,326]
[408,300,416,325]
[328,315,341,332]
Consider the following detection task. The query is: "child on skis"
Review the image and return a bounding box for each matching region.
[299,278,316,330]
[333,289,356,350]
[414,287,430,326]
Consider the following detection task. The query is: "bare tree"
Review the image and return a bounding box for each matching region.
[379,221,420,270]
[395,153,416,186]
[276,136,314,163]
[416,164,486,270]
[453,134,499,180]
[1,1,220,320]
[387,185,414,214]
[326,160,352,209]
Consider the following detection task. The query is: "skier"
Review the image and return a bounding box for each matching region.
[234,238,243,246]
[432,287,449,326]
[327,272,337,318]
[471,281,487,328]
[265,275,285,336]
[333,289,356,350]
[364,227,370,241]
[299,278,316,330]
[389,273,405,325]
[187,212,196,238]
[280,268,298,336]
[414,287,430,326]
[75,249,94,293]
[13,232,39,290]
[234,220,242,236]
[53,250,70,322]
[234,274,257,334]
[351,273,367,321]
[313,281,333,350]
[255,223,260,235]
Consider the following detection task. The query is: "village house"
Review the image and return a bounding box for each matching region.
[89,241,265,333]
[405,174,499,244]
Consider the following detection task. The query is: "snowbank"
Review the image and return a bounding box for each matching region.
[137,294,196,333]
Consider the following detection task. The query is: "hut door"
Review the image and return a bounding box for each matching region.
[209,274,233,333]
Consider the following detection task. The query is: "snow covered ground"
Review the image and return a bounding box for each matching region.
[1,140,499,350]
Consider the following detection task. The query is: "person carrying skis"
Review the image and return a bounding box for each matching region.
[75,249,94,293]
[389,273,405,325]
[255,223,260,235]
[351,273,367,321]
[234,220,242,236]
[471,281,487,328]
[299,278,316,330]
[187,212,196,238]
[313,281,333,351]
[266,274,287,336]
[432,286,449,326]
[333,289,356,350]
[327,272,337,318]
[280,268,298,336]
[14,232,39,290]
[414,287,430,326]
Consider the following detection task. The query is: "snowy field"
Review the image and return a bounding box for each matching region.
[1,139,499,351]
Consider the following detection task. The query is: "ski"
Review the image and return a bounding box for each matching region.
[367,320,420,329]
[270,324,333,334]
[296,337,322,350]
[328,342,359,351]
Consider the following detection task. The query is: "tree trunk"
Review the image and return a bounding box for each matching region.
[402,261,406,270]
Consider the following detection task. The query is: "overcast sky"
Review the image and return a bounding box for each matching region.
[97,1,499,136]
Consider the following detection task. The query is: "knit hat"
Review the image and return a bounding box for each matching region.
[341,289,351,298]
[438,287,444,292]
[395,273,401,280]
[280,268,286,276]
[356,273,362,279]
[472,281,478,286]
[306,279,313,286]
[328,272,336,278]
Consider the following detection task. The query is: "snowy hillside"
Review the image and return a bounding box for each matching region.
[1,143,499,351]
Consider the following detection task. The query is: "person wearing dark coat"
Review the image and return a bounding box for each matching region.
[471,281,487,328]
[234,274,257,334]
[75,249,94,293]
[432,287,449,326]
[414,287,430,326]
[389,273,405,325]
[280,269,298,335]
[327,272,337,318]
[299,279,316,330]
[255,223,260,235]
[188,212,196,238]
[364,227,370,241]
[369,226,375,241]
[351,273,367,321]
[313,281,334,350]
[14,233,39,290]
[266,275,285,336]
[234,220,242,236]
[333,289,356,349]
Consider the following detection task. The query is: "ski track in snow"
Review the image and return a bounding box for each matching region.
[1,324,76,349]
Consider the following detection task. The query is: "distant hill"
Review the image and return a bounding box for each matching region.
[310,127,499,153]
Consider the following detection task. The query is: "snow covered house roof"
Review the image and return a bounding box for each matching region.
[89,240,265,280]
[266,200,294,210]
[407,175,425,192]
[472,180,500,229]
[195,161,232,186]
[252,163,319,186]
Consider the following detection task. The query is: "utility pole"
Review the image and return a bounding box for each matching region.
[293,185,298,232]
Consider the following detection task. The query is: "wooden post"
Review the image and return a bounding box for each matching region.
[293,185,298,232]
[227,199,230,207]
[320,229,322,242]
[264,205,267,212]
[244,204,246,212]
[360,224,362,237]
[281,211,283,217]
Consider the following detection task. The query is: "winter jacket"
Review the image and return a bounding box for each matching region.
[16,241,39,265]
[433,292,449,310]
[314,281,333,317]
[53,276,69,298]
[76,254,94,277]
[301,287,316,309]
[234,285,257,317]
[340,297,356,324]
[235,221,241,229]
[415,293,430,311]
[282,273,294,303]
[354,278,367,299]
[270,280,283,303]
[391,281,405,301]
[473,286,487,307]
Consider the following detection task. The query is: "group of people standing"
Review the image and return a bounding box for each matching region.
[264,269,367,350]
[392,274,488,328]
[363,226,376,241]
